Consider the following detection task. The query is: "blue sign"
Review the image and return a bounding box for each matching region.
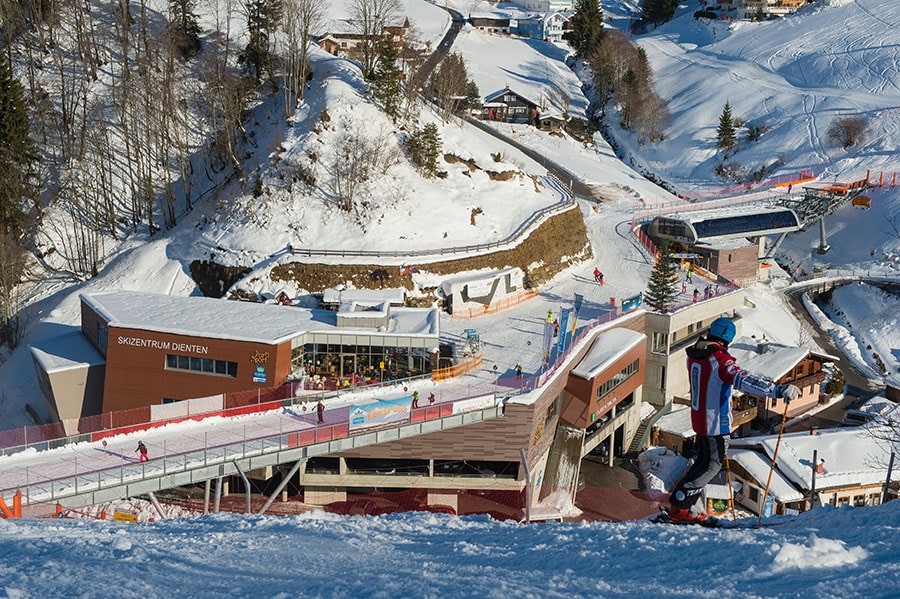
[763,495,775,518]
[621,293,643,314]
[252,365,267,383]
[557,308,571,352]
[348,397,412,431]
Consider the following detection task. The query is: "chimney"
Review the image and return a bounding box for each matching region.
[756,336,769,354]
[816,459,825,474]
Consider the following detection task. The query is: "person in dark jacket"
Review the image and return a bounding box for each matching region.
[668,317,800,523]
[136,441,149,463]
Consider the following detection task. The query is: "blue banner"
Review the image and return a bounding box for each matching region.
[349,397,411,431]
[621,293,643,314]
[557,308,571,352]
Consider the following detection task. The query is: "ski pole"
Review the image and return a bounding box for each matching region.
[724,448,737,521]
[757,401,790,529]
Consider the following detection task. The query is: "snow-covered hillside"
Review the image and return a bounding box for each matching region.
[2,500,899,597]
[605,0,900,187]
[1,1,900,595]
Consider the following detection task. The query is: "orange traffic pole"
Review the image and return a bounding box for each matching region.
[13,489,22,518]
[0,495,12,518]
[879,172,883,187]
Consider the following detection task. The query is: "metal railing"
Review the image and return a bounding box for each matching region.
[1,394,505,507]
[288,175,574,259]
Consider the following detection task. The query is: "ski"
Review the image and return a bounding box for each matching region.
[650,506,721,528]
[650,507,793,530]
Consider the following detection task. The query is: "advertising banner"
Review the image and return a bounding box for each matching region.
[349,397,411,431]
[557,308,571,352]
[621,293,643,314]
[451,394,495,415]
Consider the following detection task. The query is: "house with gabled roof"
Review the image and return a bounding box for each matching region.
[727,336,835,430]
[729,420,900,516]
[482,87,541,124]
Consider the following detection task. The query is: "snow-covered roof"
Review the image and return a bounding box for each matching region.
[29,330,106,373]
[484,87,541,107]
[731,425,900,492]
[654,403,694,438]
[730,449,805,503]
[570,328,645,379]
[321,287,406,307]
[80,290,438,346]
[728,336,810,382]
[439,267,521,296]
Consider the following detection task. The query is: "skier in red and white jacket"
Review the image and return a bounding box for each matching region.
[669,317,800,523]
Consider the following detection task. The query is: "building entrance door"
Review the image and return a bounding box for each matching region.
[341,354,356,379]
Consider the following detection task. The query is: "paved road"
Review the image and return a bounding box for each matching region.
[782,286,884,432]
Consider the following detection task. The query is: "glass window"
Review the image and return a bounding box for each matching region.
[215,360,227,375]
[190,357,201,371]
[651,332,668,353]
[166,355,177,368]
[177,355,190,370]
[202,358,214,373]
[227,362,238,377]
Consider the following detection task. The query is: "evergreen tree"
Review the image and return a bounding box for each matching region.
[641,0,677,26]
[239,0,284,82]
[168,0,203,59]
[565,0,605,59]
[406,123,441,178]
[371,37,402,120]
[717,101,736,151]
[465,79,481,111]
[644,240,679,313]
[0,55,37,238]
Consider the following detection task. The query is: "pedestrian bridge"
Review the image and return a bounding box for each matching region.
[0,390,503,517]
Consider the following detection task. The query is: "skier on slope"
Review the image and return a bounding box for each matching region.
[668,317,800,523]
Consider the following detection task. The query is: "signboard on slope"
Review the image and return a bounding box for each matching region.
[349,397,411,432]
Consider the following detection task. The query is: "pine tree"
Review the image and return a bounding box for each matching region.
[239,0,284,82]
[717,101,736,151]
[644,240,679,313]
[406,123,441,178]
[565,0,605,59]
[371,37,402,120]
[0,55,37,238]
[465,79,481,111]
[641,0,677,26]
[168,0,203,59]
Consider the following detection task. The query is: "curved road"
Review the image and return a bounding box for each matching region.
[782,284,884,432]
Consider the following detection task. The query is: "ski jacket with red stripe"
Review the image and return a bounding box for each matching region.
[686,340,779,436]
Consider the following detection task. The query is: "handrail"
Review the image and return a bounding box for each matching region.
[1,394,504,504]
[289,175,574,259]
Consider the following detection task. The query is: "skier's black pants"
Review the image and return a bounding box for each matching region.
[670,435,728,510]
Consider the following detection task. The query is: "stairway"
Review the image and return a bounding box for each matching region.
[622,419,652,460]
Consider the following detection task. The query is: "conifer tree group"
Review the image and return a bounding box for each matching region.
[644,240,680,313]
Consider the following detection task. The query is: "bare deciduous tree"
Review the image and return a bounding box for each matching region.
[329,125,400,211]
[349,0,400,79]
[0,233,27,349]
[281,0,328,116]
[826,115,868,148]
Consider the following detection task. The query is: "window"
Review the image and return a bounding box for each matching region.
[596,359,640,400]
[688,323,695,334]
[166,354,238,378]
[749,487,759,502]
[651,332,668,353]
[660,365,666,389]
[97,323,109,353]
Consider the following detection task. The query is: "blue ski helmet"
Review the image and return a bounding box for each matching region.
[708,317,736,345]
